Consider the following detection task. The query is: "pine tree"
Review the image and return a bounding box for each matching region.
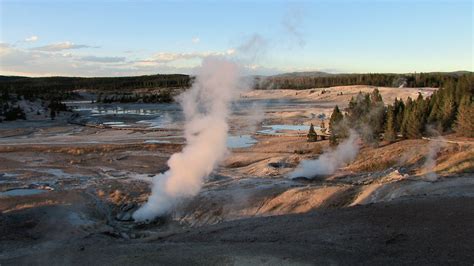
[384,105,396,142]
[307,123,317,142]
[401,95,425,139]
[50,109,56,120]
[405,98,424,139]
[329,106,344,130]
[368,88,386,137]
[370,88,383,103]
[406,112,422,138]
[427,94,442,128]
[346,92,370,124]
[393,98,405,132]
[454,76,470,104]
[401,97,413,138]
[416,93,429,133]
[329,105,344,145]
[441,92,456,131]
[455,95,474,137]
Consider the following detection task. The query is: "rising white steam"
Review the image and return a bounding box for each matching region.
[133,57,242,221]
[282,6,306,47]
[289,132,359,179]
[422,136,446,181]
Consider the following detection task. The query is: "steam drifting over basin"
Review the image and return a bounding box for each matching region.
[289,132,360,179]
[133,57,244,221]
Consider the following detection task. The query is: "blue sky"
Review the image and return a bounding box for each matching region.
[0,0,472,76]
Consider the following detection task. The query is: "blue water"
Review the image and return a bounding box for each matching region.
[227,135,258,148]
[67,102,183,129]
[258,124,316,135]
[0,188,48,197]
[67,99,323,131]
[143,140,172,144]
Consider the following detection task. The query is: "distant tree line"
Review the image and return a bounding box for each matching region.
[328,74,473,145]
[2,72,470,102]
[255,72,471,90]
[0,74,189,121]
[97,90,174,103]
[0,74,191,101]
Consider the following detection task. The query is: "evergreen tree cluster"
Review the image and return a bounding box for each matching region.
[0,74,191,102]
[0,91,26,122]
[97,90,173,104]
[0,90,70,122]
[328,89,385,145]
[328,74,473,144]
[1,104,26,121]
[48,100,69,120]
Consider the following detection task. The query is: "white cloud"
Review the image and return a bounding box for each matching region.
[0,43,34,65]
[0,42,12,51]
[192,37,200,44]
[81,55,126,63]
[32,41,95,52]
[141,50,236,64]
[25,35,39,42]
[0,42,276,77]
[0,43,198,76]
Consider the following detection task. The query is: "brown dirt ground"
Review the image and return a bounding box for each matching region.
[1,196,472,265]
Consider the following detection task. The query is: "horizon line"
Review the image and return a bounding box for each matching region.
[1,70,472,79]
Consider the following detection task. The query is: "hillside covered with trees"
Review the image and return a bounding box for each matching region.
[1,72,472,124]
[0,74,191,101]
[0,74,191,121]
[328,73,473,143]
[255,72,472,90]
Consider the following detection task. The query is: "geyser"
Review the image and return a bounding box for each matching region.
[133,57,242,222]
[289,131,359,179]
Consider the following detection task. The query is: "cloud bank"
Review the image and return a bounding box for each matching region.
[32,41,96,52]
[0,42,242,77]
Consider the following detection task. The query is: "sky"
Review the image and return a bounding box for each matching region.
[0,0,472,77]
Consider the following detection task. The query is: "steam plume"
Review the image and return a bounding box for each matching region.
[422,136,446,181]
[133,57,242,221]
[289,132,359,179]
[282,5,306,47]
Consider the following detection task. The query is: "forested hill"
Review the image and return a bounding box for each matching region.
[0,74,191,99]
[2,71,472,93]
[0,71,472,122]
[255,71,473,90]
[1,71,472,101]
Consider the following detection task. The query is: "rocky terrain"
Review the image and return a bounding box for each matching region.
[1,85,473,265]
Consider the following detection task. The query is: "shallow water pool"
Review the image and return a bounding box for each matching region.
[227,135,258,148]
[0,188,48,197]
[258,124,316,135]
